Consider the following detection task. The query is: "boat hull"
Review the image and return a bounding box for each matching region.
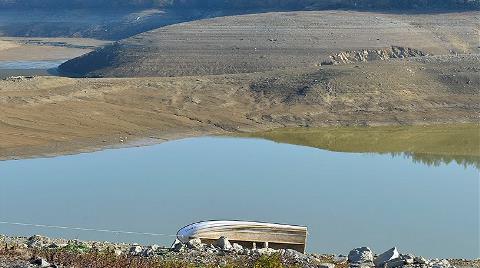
[177,221,307,253]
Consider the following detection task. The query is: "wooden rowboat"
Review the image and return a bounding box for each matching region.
[177,221,308,253]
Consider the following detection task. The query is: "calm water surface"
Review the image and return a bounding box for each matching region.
[0,60,65,69]
[0,137,478,258]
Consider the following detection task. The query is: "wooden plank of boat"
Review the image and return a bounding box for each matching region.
[177,221,308,253]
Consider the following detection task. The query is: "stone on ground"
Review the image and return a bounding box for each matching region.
[187,238,203,249]
[374,247,400,267]
[215,236,232,251]
[348,247,374,263]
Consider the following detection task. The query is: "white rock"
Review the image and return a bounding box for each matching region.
[256,248,277,255]
[374,247,400,267]
[215,236,232,251]
[150,244,160,251]
[187,238,203,249]
[130,245,142,255]
[348,247,374,263]
[232,243,243,252]
[114,249,123,256]
[31,257,51,267]
[414,256,428,265]
[319,263,335,268]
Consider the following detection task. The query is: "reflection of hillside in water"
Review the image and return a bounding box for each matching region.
[389,152,480,169]
[242,124,480,170]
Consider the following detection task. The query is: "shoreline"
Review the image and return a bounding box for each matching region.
[1,123,478,164]
[1,234,478,268]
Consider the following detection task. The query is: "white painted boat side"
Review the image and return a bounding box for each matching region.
[177,220,307,244]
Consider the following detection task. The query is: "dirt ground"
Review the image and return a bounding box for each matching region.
[1,55,478,160]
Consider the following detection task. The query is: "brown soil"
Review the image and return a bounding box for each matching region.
[1,55,478,160]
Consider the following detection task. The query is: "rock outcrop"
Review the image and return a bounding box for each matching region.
[326,46,428,65]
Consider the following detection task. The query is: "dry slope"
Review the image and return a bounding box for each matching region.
[59,11,480,77]
[1,55,479,160]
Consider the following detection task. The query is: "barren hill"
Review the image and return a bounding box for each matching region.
[59,11,480,78]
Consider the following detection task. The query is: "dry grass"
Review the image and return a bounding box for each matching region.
[0,244,305,268]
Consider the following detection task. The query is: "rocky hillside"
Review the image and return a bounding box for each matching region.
[58,11,479,78]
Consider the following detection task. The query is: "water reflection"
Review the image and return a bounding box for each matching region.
[241,124,480,169]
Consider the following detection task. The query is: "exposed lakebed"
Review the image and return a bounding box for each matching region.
[0,125,478,259]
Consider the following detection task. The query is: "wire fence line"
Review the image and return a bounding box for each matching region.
[0,220,180,238]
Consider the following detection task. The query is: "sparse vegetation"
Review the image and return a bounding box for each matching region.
[253,254,286,268]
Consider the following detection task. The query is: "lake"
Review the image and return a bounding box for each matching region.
[0,60,64,78]
[0,127,478,259]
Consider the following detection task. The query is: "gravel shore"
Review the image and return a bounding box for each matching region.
[1,234,478,268]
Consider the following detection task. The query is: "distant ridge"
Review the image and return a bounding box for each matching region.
[1,0,478,11]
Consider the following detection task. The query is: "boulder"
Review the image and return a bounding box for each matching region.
[348,247,374,263]
[27,235,51,249]
[215,236,232,251]
[31,257,51,267]
[129,245,143,255]
[187,238,203,250]
[232,243,243,252]
[414,256,428,265]
[319,263,335,268]
[114,249,123,256]
[401,254,414,265]
[374,247,400,267]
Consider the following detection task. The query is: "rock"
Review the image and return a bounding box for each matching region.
[414,256,428,265]
[348,247,374,263]
[172,242,186,252]
[114,249,123,256]
[31,257,51,267]
[170,239,183,251]
[129,245,143,255]
[256,248,277,255]
[27,235,51,249]
[401,254,414,265]
[187,238,203,249]
[242,248,252,255]
[384,259,404,268]
[374,247,400,267]
[319,263,335,268]
[232,243,243,252]
[215,236,232,251]
[334,255,348,264]
[430,259,451,268]
[150,244,160,251]
[281,249,308,262]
